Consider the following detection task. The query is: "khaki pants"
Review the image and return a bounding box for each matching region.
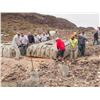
[70,48,78,62]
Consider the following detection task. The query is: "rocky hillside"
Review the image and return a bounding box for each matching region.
[1,13,95,43]
[1,13,77,34]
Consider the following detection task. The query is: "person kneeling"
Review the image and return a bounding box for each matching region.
[56,38,65,61]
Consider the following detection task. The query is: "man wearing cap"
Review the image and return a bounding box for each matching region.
[69,34,78,63]
[56,38,65,61]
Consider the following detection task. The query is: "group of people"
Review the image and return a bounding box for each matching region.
[12,31,50,59]
[12,28,99,63]
[56,30,99,63]
[28,32,50,44]
[32,32,50,43]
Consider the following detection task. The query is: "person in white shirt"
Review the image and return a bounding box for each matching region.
[12,33,22,59]
[37,34,41,42]
[34,34,40,43]
[20,33,29,56]
[81,32,87,38]
[41,33,47,42]
[20,34,28,45]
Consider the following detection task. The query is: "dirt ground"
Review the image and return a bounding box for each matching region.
[1,44,100,87]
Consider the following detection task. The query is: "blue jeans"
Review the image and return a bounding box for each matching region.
[78,44,85,56]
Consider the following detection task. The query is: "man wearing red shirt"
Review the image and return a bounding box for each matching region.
[56,38,65,61]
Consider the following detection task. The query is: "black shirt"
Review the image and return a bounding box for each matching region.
[28,34,35,43]
[94,32,98,39]
[78,35,87,45]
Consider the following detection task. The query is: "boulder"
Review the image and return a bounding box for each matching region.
[58,63,69,77]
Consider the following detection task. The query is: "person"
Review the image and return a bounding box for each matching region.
[49,30,56,39]
[69,34,78,63]
[12,32,22,59]
[93,31,99,45]
[56,37,65,61]
[27,32,35,45]
[41,33,47,42]
[65,39,70,46]
[96,27,100,42]
[34,34,40,43]
[45,32,50,41]
[20,33,29,56]
[81,31,87,38]
[78,33,88,56]
[37,34,41,42]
